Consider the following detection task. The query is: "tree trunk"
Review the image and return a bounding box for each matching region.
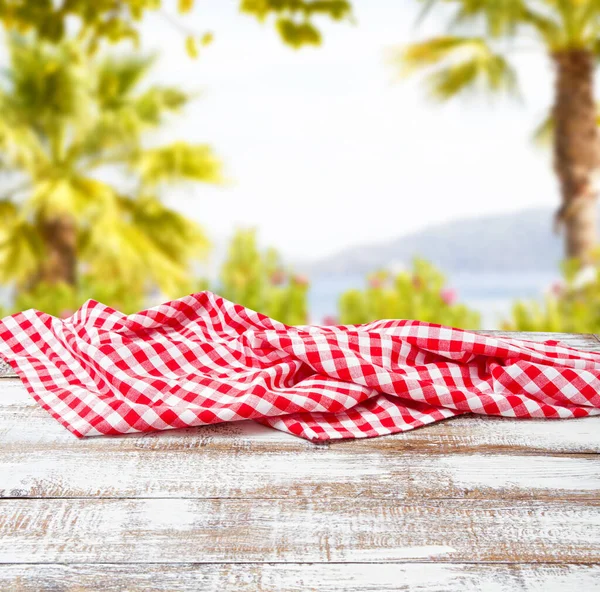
[37,216,77,286]
[552,49,599,262]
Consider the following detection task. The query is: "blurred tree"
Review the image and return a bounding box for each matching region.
[0,0,352,52]
[396,1,600,264]
[214,228,309,325]
[338,259,480,329]
[0,36,220,302]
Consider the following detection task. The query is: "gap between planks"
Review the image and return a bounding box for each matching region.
[2,382,600,500]
[2,563,600,592]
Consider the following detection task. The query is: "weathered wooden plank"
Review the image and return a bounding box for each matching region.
[1,563,600,592]
[1,498,599,564]
[2,379,600,454]
[2,373,600,499]
[2,440,598,500]
[476,331,600,350]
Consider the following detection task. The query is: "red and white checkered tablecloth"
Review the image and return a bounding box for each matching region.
[0,291,599,441]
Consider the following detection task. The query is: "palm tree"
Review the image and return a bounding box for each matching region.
[397,1,600,263]
[0,35,220,301]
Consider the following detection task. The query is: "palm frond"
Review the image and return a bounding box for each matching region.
[429,51,517,99]
[136,142,222,186]
[449,0,528,37]
[0,113,49,175]
[521,6,562,46]
[412,0,600,50]
[533,112,554,146]
[118,195,210,265]
[398,36,518,100]
[0,200,19,232]
[26,176,116,221]
[96,54,156,108]
[71,86,190,166]
[399,36,481,71]
[0,35,222,299]
[537,0,600,47]
[133,87,189,125]
[6,35,92,129]
[81,207,195,297]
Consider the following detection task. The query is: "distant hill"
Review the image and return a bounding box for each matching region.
[302,207,566,276]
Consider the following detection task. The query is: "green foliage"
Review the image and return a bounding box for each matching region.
[8,276,146,318]
[397,1,600,105]
[241,1,352,48]
[398,36,517,101]
[338,259,481,329]
[0,0,352,51]
[212,229,309,325]
[0,35,220,300]
[3,228,309,321]
[502,255,600,332]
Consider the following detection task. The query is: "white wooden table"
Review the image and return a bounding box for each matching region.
[1,331,599,591]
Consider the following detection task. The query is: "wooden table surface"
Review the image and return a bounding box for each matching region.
[1,331,599,591]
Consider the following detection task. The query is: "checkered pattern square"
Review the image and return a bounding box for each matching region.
[0,291,599,441]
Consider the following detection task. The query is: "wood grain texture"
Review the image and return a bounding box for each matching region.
[2,379,600,454]
[2,375,600,500]
[1,438,598,500]
[2,563,600,592]
[1,498,599,564]
[476,331,600,344]
[1,330,599,589]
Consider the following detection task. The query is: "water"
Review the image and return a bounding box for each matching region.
[308,271,559,329]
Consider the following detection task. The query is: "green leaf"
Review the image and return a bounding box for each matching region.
[27,177,115,221]
[136,142,222,186]
[241,0,351,47]
[397,36,518,101]
[179,0,195,14]
[276,19,321,48]
[185,36,199,58]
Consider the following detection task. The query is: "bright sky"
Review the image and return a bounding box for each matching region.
[128,2,557,262]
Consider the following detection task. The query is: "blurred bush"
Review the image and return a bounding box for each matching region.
[338,259,481,329]
[3,229,309,324]
[208,229,309,325]
[502,255,600,333]
[8,277,146,319]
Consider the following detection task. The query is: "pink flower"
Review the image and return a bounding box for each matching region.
[293,274,309,287]
[368,275,384,289]
[322,315,338,326]
[270,269,286,286]
[440,287,457,306]
[550,281,564,297]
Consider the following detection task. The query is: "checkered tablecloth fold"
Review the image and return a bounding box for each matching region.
[0,291,599,441]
